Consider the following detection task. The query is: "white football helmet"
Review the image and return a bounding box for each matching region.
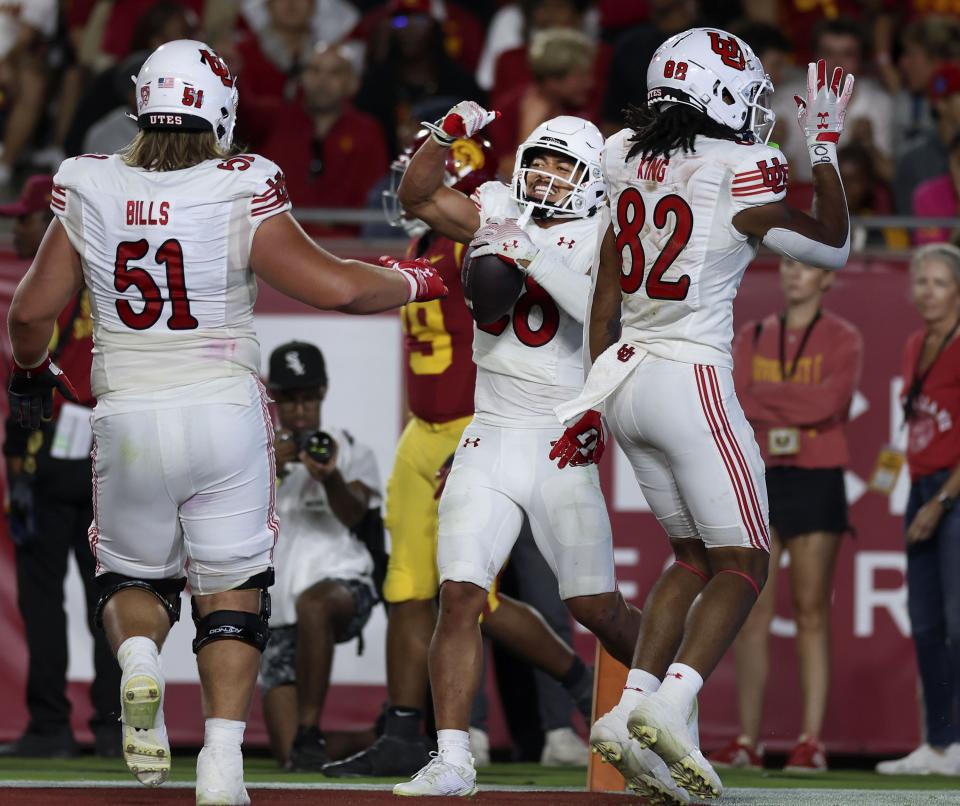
[134,39,239,148]
[511,116,606,219]
[646,28,775,143]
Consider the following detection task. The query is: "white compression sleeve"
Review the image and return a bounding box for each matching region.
[524,251,591,323]
[762,225,850,270]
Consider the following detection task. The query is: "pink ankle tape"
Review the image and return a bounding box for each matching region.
[675,560,710,583]
[718,569,760,598]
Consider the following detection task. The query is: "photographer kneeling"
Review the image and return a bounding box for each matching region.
[261,341,382,770]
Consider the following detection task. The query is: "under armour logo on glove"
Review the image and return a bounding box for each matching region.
[8,355,79,430]
[470,218,539,267]
[423,101,500,146]
[549,409,606,469]
[794,59,854,150]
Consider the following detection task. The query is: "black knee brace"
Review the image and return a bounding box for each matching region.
[191,569,273,654]
[94,573,187,628]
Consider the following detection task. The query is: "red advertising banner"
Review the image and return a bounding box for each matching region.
[0,251,919,754]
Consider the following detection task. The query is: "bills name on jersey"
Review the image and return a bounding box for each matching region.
[604,128,788,369]
[470,181,601,427]
[50,152,291,403]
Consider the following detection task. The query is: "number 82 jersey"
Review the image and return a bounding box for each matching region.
[604,129,788,369]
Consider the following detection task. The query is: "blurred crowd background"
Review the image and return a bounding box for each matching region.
[2,0,960,243]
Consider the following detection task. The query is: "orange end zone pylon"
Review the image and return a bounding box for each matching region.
[586,644,628,792]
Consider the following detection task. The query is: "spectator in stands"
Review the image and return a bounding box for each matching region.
[242,0,359,46]
[260,341,382,771]
[877,243,960,776]
[258,43,387,236]
[0,175,121,759]
[81,52,145,155]
[486,28,596,173]
[912,132,960,247]
[601,0,699,133]
[897,64,960,217]
[711,257,863,773]
[775,17,893,184]
[839,143,909,251]
[891,16,960,159]
[0,1,58,185]
[476,0,601,92]
[354,0,483,157]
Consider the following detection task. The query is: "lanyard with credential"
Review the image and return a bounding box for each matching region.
[903,317,960,421]
[778,309,821,381]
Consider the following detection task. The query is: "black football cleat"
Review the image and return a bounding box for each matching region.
[289,725,330,771]
[322,733,432,778]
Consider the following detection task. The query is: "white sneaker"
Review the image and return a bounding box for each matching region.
[468,727,490,767]
[629,694,722,800]
[541,727,589,767]
[393,752,478,797]
[121,669,170,786]
[195,744,250,805]
[590,703,689,805]
[876,744,955,776]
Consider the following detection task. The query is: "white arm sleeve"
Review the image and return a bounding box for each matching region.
[524,250,591,323]
[762,225,850,270]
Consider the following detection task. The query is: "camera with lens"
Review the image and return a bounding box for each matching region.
[297,430,335,464]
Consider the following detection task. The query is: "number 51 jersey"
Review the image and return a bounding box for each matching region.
[51,152,291,401]
[604,129,788,370]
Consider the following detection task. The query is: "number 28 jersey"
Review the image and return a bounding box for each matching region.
[50,152,291,403]
[604,130,788,369]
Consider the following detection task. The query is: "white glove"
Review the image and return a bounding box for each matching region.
[793,58,854,166]
[470,218,540,267]
[423,101,499,146]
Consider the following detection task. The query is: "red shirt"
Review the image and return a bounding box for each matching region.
[733,310,863,469]
[402,234,476,423]
[99,0,205,59]
[258,104,388,237]
[902,329,960,479]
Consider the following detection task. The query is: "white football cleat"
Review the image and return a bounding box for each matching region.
[541,727,589,767]
[393,752,478,797]
[591,702,689,805]
[195,744,250,805]
[629,694,722,800]
[468,727,491,767]
[876,744,956,776]
[121,671,170,786]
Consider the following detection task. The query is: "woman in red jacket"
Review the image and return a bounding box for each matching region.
[877,243,960,776]
[710,257,863,772]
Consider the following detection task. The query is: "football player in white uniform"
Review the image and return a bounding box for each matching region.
[6,40,446,806]
[390,106,658,798]
[551,30,854,802]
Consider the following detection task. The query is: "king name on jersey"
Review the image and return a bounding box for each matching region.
[637,155,668,182]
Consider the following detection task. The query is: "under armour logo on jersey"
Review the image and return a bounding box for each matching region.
[617,344,636,362]
[756,157,788,194]
[707,31,746,71]
[816,112,829,129]
[285,351,306,376]
[463,437,480,448]
[666,671,684,680]
[557,236,575,249]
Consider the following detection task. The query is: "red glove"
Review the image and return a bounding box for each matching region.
[8,355,79,430]
[379,256,449,302]
[549,410,606,469]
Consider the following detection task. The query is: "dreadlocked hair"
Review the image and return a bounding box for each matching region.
[625,99,749,162]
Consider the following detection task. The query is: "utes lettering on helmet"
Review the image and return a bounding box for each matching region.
[199,48,234,87]
[707,31,746,71]
[757,157,788,194]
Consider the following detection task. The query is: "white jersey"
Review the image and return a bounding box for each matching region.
[470,181,601,427]
[51,152,292,406]
[604,130,788,369]
[271,427,382,626]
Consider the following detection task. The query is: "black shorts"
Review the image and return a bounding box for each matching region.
[259,577,376,691]
[765,466,850,540]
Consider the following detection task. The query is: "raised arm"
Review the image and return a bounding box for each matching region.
[397,101,497,244]
[734,60,854,270]
[250,213,445,314]
[589,223,623,362]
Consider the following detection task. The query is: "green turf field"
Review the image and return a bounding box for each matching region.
[1,755,959,792]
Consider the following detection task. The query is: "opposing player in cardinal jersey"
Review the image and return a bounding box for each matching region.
[5,40,446,806]
[389,105,657,798]
[551,29,854,802]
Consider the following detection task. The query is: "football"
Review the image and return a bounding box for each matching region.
[461,246,525,325]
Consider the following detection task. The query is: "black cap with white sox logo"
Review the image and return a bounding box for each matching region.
[267,341,328,390]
